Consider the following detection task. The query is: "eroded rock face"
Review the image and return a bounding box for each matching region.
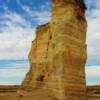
[19,0,87,100]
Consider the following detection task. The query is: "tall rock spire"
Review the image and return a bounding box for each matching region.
[19,0,87,100]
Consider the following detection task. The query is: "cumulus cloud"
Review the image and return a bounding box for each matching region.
[0,0,51,60]
[86,0,100,65]
[16,0,51,25]
[0,12,36,60]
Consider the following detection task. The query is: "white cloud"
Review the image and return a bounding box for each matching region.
[0,61,29,85]
[86,0,100,65]
[16,0,51,25]
[0,0,51,60]
[0,61,29,79]
[0,12,36,60]
[3,13,32,28]
[0,68,27,77]
[86,65,100,85]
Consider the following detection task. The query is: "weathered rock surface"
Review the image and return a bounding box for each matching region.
[19,0,87,100]
[87,86,100,100]
[0,85,19,93]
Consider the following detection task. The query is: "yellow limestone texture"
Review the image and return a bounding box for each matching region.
[20,0,87,100]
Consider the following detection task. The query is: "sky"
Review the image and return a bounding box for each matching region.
[0,0,100,85]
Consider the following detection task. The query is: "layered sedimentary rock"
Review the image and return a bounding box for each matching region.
[87,86,100,100]
[20,0,87,100]
[0,85,19,93]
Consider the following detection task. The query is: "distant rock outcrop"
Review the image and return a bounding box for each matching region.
[19,0,87,100]
[0,85,19,93]
[87,85,100,100]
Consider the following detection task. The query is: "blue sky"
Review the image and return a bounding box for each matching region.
[0,0,100,85]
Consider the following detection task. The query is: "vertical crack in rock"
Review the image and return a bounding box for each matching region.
[19,0,87,100]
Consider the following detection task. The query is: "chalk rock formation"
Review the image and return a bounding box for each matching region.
[20,0,87,100]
